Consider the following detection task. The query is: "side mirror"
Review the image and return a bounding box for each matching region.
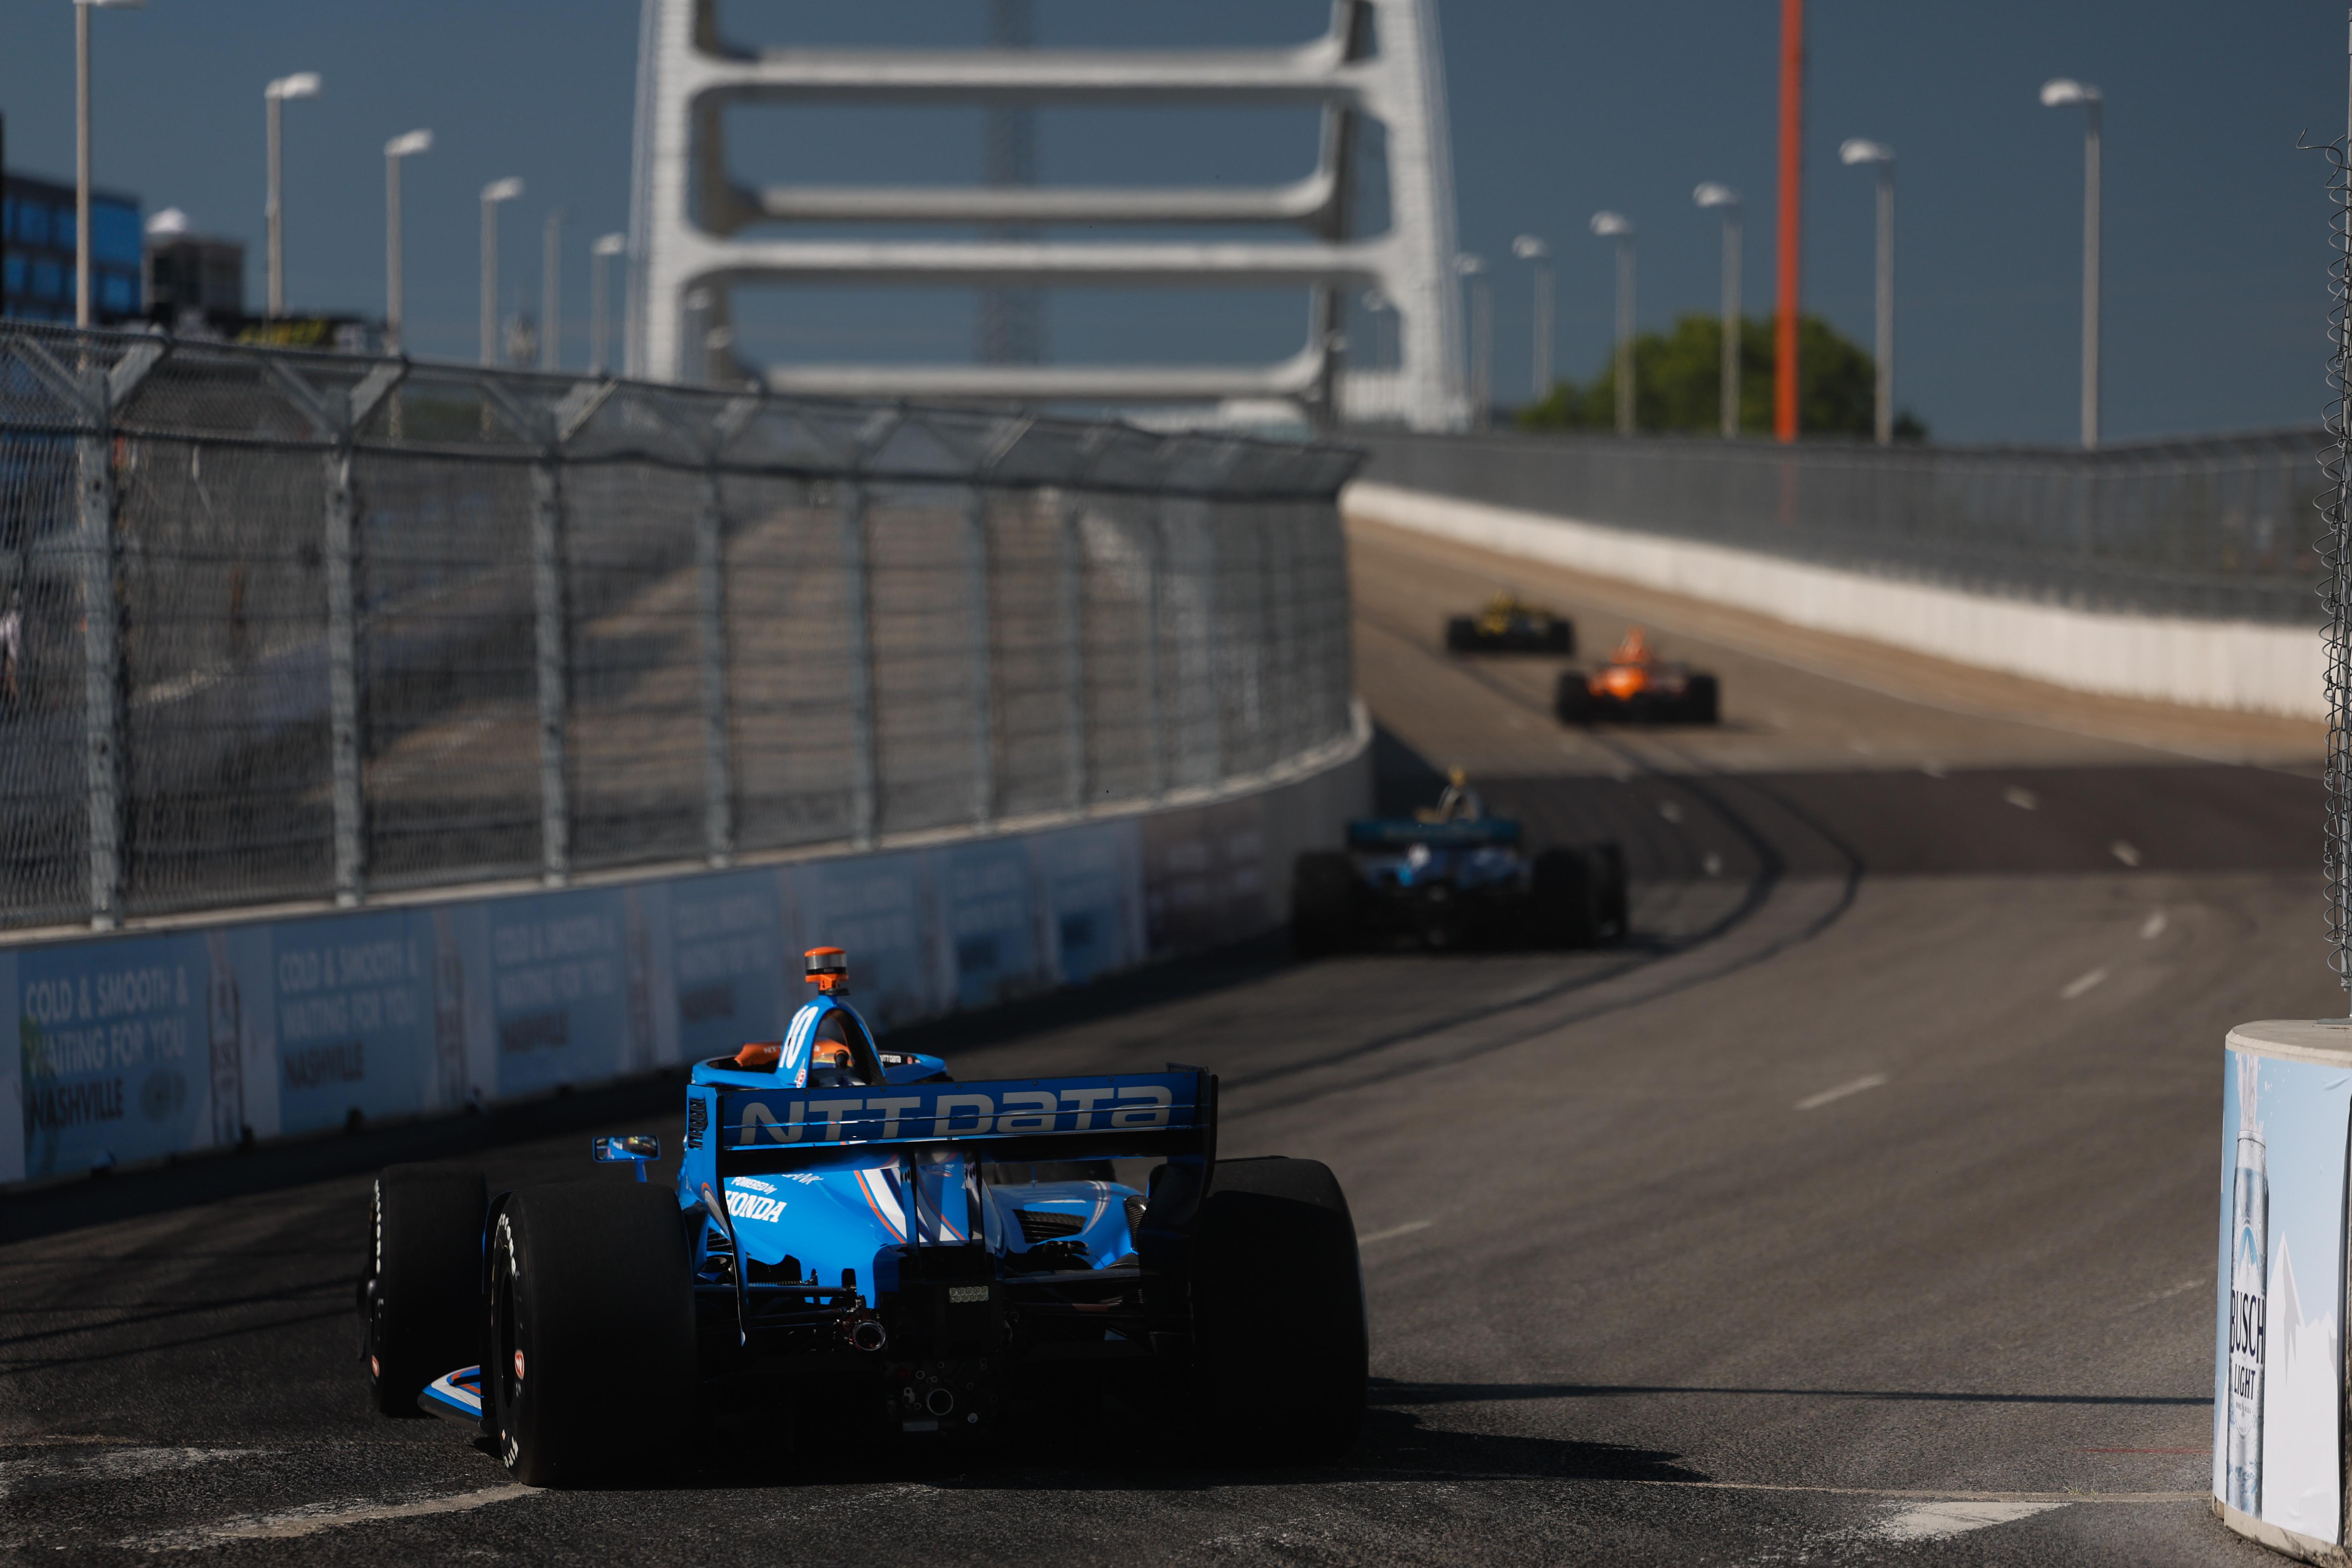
[593,1134,660,1180]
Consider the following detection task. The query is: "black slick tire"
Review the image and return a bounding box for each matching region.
[1444,616,1475,652]
[1546,619,1575,656]
[1589,842,1630,940]
[363,1164,487,1418]
[488,1182,695,1487]
[1530,848,1601,948]
[1683,674,1720,724]
[1190,1157,1367,1463]
[1291,852,1360,957]
[1554,671,1593,725]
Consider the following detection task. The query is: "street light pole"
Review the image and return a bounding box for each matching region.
[74,0,143,329]
[264,73,322,320]
[540,208,563,371]
[1455,253,1490,429]
[480,178,524,366]
[1512,236,1553,398]
[2042,78,2103,450]
[1838,140,1896,445]
[591,233,626,376]
[383,130,432,356]
[1591,212,1636,437]
[1694,184,1742,438]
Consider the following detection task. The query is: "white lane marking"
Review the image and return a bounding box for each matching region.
[1795,1073,1888,1112]
[2004,786,2038,810]
[1658,800,1685,823]
[1877,1499,2070,1541]
[2140,908,2167,940]
[2127,1277,2205,1310]
[2111,840,2142,867]
[126,1484,536,1550]
[1921,759,1947,779]
[1357,1220,1434,1246]
[2061,967,2110,1000]
[0,1446,264,1500]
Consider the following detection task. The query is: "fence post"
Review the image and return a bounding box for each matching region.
[697,467,734,866]
[842,481,879,848]
[75,411,124,930]
[1057,492,1088,813]
[965,486,996,829]
[1142,502,1166,802]
[66,340,162,930]
[1194,501,1225,785]
[324,447,364,904]
[531,460,571,884]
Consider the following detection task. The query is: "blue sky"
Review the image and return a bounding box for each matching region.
[1,1,2344,442]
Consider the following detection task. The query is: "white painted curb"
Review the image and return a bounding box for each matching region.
[1344,479,2326,718]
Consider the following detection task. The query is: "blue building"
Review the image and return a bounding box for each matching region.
[2,170,142,324]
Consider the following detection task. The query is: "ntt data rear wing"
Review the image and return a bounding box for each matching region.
[707,1070,1216,1170]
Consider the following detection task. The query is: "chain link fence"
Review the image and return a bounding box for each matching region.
[1355,427,2325,623]
[0,322,1360,932]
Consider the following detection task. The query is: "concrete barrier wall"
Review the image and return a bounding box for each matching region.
[1346,480,2326,718]
[0,714,1369,1190]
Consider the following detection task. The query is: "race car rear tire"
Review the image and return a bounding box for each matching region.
[1291,852,1360,957]
[1531,849,1602,948]
[1546,620,1575,655]
[1444,616,1476,652]
[363,1164,487,1418]
[1191,1157,1367,1463]
[1589,842,1630,940]
[1554,672,1594,725]
[488,1182,695,1487]
[1682,675,1720,725]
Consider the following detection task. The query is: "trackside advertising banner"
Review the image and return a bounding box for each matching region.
[2214,1044,2348,1546]
[3,820,1155,1186]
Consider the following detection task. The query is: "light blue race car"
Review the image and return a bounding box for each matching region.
[358,945,1367,1485]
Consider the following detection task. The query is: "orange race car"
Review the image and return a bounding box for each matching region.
[1554,627,1720,725]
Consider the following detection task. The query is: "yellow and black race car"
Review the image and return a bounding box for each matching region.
[1444,593,1575,655]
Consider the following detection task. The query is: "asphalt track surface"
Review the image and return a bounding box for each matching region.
[1,520,2336,1565]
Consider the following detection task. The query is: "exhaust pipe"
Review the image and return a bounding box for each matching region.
[844,1317,889,1353]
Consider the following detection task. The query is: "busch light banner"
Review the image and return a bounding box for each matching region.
[2215,1032,2351,1548]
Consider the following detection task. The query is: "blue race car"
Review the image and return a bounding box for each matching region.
[358,947,1366,1485]
[1289,774,1627,954]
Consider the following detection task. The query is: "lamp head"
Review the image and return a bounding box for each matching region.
[482,178,525,205]
[1589,211,1633,239]
[1454,253,1485,277]
[1511,235,1550,261]
[592,233,627,257]
[1692,182,1741,210]
[144,208,190,237]
[267,72,322,101]
[75,1,148,10]
[1838,138,1893,167]
[2040,77,2100,107]
[385,129,433,159]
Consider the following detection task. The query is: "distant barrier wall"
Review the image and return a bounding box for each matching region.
[1348,480,2325,718]
[0,710,1370,1188]
[1356,427,2321,623]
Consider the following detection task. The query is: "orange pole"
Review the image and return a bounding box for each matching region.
[1775,0,1803,443]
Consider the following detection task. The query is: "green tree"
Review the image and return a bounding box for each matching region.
[1517,313,1925,441]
